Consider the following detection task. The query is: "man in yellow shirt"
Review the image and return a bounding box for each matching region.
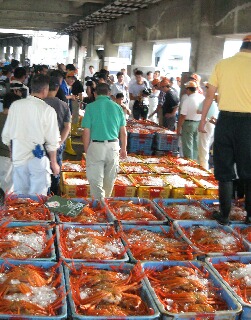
[199,35,251,225]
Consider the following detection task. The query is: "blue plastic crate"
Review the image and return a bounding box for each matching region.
[154,133,179,152]
[205,255,251,320]
[0,259,67,319]
[120,224,197,263]
[64,262,160,320]
[56,224,129,263]
[142,260,242,320]
[54,198,114,226]
[0,221,56,260]
[128,134,154,154]
[104,197,168,225]
[229,223,251,247]
[153,198,210,222]
[201,199,246,223]
[173,220,251,259]
[128,148,153,156]
[2,194,55,223]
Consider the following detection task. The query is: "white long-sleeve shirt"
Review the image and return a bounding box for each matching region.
[2,95,60,166]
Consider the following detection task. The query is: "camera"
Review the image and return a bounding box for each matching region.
[85,71,108,87]
[142,88,152,97]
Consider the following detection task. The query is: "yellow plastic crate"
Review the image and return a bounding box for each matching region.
[111,174,137,197]
[185,194,218,200]
[129,174,171,199]
[192,177,219,196]
[120,163,153,174]
[61,172,90,198]
[61,160,85,172]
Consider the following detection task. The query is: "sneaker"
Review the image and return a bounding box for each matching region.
[245,216,251,225]
[212,211,229,225]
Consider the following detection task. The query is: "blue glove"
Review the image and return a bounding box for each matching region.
[32,144,44,159]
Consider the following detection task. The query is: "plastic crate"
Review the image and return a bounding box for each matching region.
[142,260,242,320]
[104,197,168,225]
[56,224,129,263]
[120,162,153,174]
[0,222,56,260]
[128,132,154,154]
[148,163,180,175]
[137,155,168,164]
[173,220,251,259]
[61,160,85,172]
[205,255,251,320]
[64,262,160,320]
[111,174,137,197]
[153,198,210,222]
[129,174,171,199]
[0,259,67,319]
[61,172,90,198]
[1,194,55,223]
[177,165,213,178]
[163,175,205,198]
[154,132,179,151]
[120,224,197,263]
[54,198,114,225]
[127,148,153,156]
[184,194,218,200]
[192,177,218,195]
[229,223,251,246]
[201,200,246,223]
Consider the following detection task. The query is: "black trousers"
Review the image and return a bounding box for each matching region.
[214,111,251,181]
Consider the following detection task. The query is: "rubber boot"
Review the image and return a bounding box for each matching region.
[212,181,233,224]
[65,137,77,156]
[244,179,251,224]
[71,124,80,137]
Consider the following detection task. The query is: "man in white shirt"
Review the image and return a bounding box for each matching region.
[110,72,128,104]
[177,81,205,161]
[129,70,150,120]
[121,68,131,87]
[2,74,60,195]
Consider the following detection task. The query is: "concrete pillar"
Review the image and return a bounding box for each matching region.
[12,46,20,61]
[20,45,29,66]
[0,47,5,61]
[5,46,11,62]
[189,0,225,77]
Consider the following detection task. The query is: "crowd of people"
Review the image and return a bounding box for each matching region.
[0,59,217,198]
[1,34,251,227]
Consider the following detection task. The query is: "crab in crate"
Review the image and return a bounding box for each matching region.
[0,222,54,259]
[0,262,64,316]
[206,201,246,222]
[68,262,154,316]
[121,227,195,261]
[120,163,151,174]
[213,261,251,304]
[145,264,229,313]
[0,196,52,222]
[180,224,246,254]
[105,199,164,222]
[59,226,126,260]
[157,201,210,220]
[57,200,108,224]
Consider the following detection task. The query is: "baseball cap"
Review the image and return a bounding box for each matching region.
[243,35,251,42]
[66,71,76,78]
[185,80,198,88]
[159,77,170,87]
[152,79,160,86]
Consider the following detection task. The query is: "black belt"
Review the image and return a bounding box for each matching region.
[92,139,118,143]
[185,120,200,122]
[220,111,251,117]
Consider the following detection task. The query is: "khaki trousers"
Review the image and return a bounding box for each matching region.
[86,141,120,199]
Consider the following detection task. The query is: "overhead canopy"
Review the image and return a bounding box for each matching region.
[0,0,162,33]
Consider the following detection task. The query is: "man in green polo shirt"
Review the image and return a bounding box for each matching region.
[82,83,127,199]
